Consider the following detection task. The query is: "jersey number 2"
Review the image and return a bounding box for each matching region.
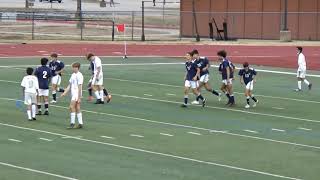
[43,71,48,79]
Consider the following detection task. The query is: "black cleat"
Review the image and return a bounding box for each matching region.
[76,124,83,129]
[67,123,75,129]
[36,111,42,115]
[181,104,188,108]
[229,102,236,107]
[44,111,49,115]
[202,98,206,107]
[94,99,103,104]
[308,83,312,90]
[28,119,32,121]
[32,118,36,121]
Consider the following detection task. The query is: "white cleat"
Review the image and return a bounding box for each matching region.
[252,100,259,107]
[191,100,200,105]
[50,100,57,104]
[245,104,250,109]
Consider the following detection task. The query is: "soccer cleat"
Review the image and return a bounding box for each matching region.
[294,88,302,92]
[180,104,188,108]
[191,100,200,105]
[252,100,259,107]
[76,124,83,129]
[94,99,102,104]
[308,83,312,90]
[44,111,49,115]
[245,104,250,109]
[36,111,42,115]
[67,123,75,129]
[202,99,206,107]
[32,118,36,121]
[229,102,236,107]
[28,119,32,121]
[50,100,57,104]
[218,93,222,102]
[87,96,94,102]
[106,95,112,103]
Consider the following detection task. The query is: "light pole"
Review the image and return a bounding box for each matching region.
[283,0,288,31]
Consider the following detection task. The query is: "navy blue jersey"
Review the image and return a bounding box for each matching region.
[229,61,235,79]
[49,60,64,76]
[238,68,257,85]
[219,59,232,80]
[185,61,198,81]
[34,65,52,89]
[196,57,210,76]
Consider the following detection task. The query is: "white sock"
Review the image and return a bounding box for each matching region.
[31,104,36,118]
[100,90,104,101]
[77,113,83,125]
[27,110,31,120]
[70,112,76,124]
[304,79,310,85]
[94,91,101,100]
[298,81,302,90]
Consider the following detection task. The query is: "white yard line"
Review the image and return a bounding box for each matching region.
[39,138,53,142]
[0,97,319,150]
[272,107,285,110]
[143,94,153,97]
[298,127,312,131]
[100,136,115,139]
[8,139,22,143]
[130,134,144,138]
[160,133,174,137]
[0,162,78,180]
[244,130,258,134]
[188,132,202,136]
[0,122,302,180]
[166,93,176,96]
[272,128,286,132]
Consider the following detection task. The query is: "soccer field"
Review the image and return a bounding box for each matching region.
[0,57,319,180]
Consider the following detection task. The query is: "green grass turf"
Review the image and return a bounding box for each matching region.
[0,57,319,180]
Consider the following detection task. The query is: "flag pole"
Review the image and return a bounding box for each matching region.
[123,24,128,59]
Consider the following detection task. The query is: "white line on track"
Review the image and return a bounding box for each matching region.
[160,133,174,137]
[244,130,258,134]
[272,107,285,110]
[39,138,52,142]
[8,139,21,143]
[0,162,78,180]
[130,134,144,138]
[61,136,82,139]
[100,136,115,139]
[0,122,301,180]
[188,132,202,136]
[0,97,319,150]
[143,94,153,97]
[272,128,286,132]
[298,127,312,131]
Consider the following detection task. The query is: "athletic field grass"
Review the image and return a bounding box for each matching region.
[0,57,319,180]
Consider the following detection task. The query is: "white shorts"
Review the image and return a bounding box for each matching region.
[245,81,254,91]
[92,74,103,86]
[199,74,209,83]
[24,92,37,105]
[71,93,80,102]
[185,80,199,89]
[52,75,61,85]
[38,89,49,96]
[297,70,306,78]
[222,79,233,85]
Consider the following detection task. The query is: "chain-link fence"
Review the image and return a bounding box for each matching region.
[0,10,180,41]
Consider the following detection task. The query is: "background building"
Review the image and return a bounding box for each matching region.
[180,0,320,40]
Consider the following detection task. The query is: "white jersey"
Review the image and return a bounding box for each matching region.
[69,72,83,97]
[298,53,306,71]
[92,56,103,76]
[21,75,39,94]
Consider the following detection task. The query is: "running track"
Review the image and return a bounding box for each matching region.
[0,43,319,70]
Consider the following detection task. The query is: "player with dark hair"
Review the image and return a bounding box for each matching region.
[181,52,206,108]
[49,53,65,103]
[191,49,221,105]
[295,46,312,91]
[239,62,258,109]
[34,58,52,115]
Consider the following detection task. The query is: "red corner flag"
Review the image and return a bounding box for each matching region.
[117,24,125,33]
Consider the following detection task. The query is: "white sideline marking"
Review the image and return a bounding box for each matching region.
[1,97,319,150]
[101,136,115,139]
[298,127,312,131]
[0,162,78,180]
[143,94,153,97]
[272,128,286,132]
[166,93,176,96]
[39,138,52,142]
[160,133,174,137]
[244,130,258,134]
[188,132,202,136]
[8,139,21,143]
[272,107,285,110]
[61,136,82,139]
[130,134,144,138]
[0,123,301,180]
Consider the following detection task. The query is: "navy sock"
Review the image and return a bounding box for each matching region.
[52,93,57,101]
[246,97,250,105]
[103,88,109,96]
[44,103,49,111]
[37,105,41,111]
[251,96,257,102]
[88,88,93,96]
[184,97,188,105]
[197,94,204,101]
[58,88,64,93]
[196,95,200,101]
[230,95,235,103]
[212,90,219,96]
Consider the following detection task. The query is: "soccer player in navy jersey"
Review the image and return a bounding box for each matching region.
[34,58,52,115]
[49,53,65,103]
[181,52,206,108]
[239,62,258,109]
[191,49,221,105]
[217,50,235,106]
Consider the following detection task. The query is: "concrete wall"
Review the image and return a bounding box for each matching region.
[181,0,320,40]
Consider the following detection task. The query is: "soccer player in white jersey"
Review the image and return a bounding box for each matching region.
[295,47,312,91]
[86,53,105,104]
[61,62,84,129]
[21,67,39,121]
